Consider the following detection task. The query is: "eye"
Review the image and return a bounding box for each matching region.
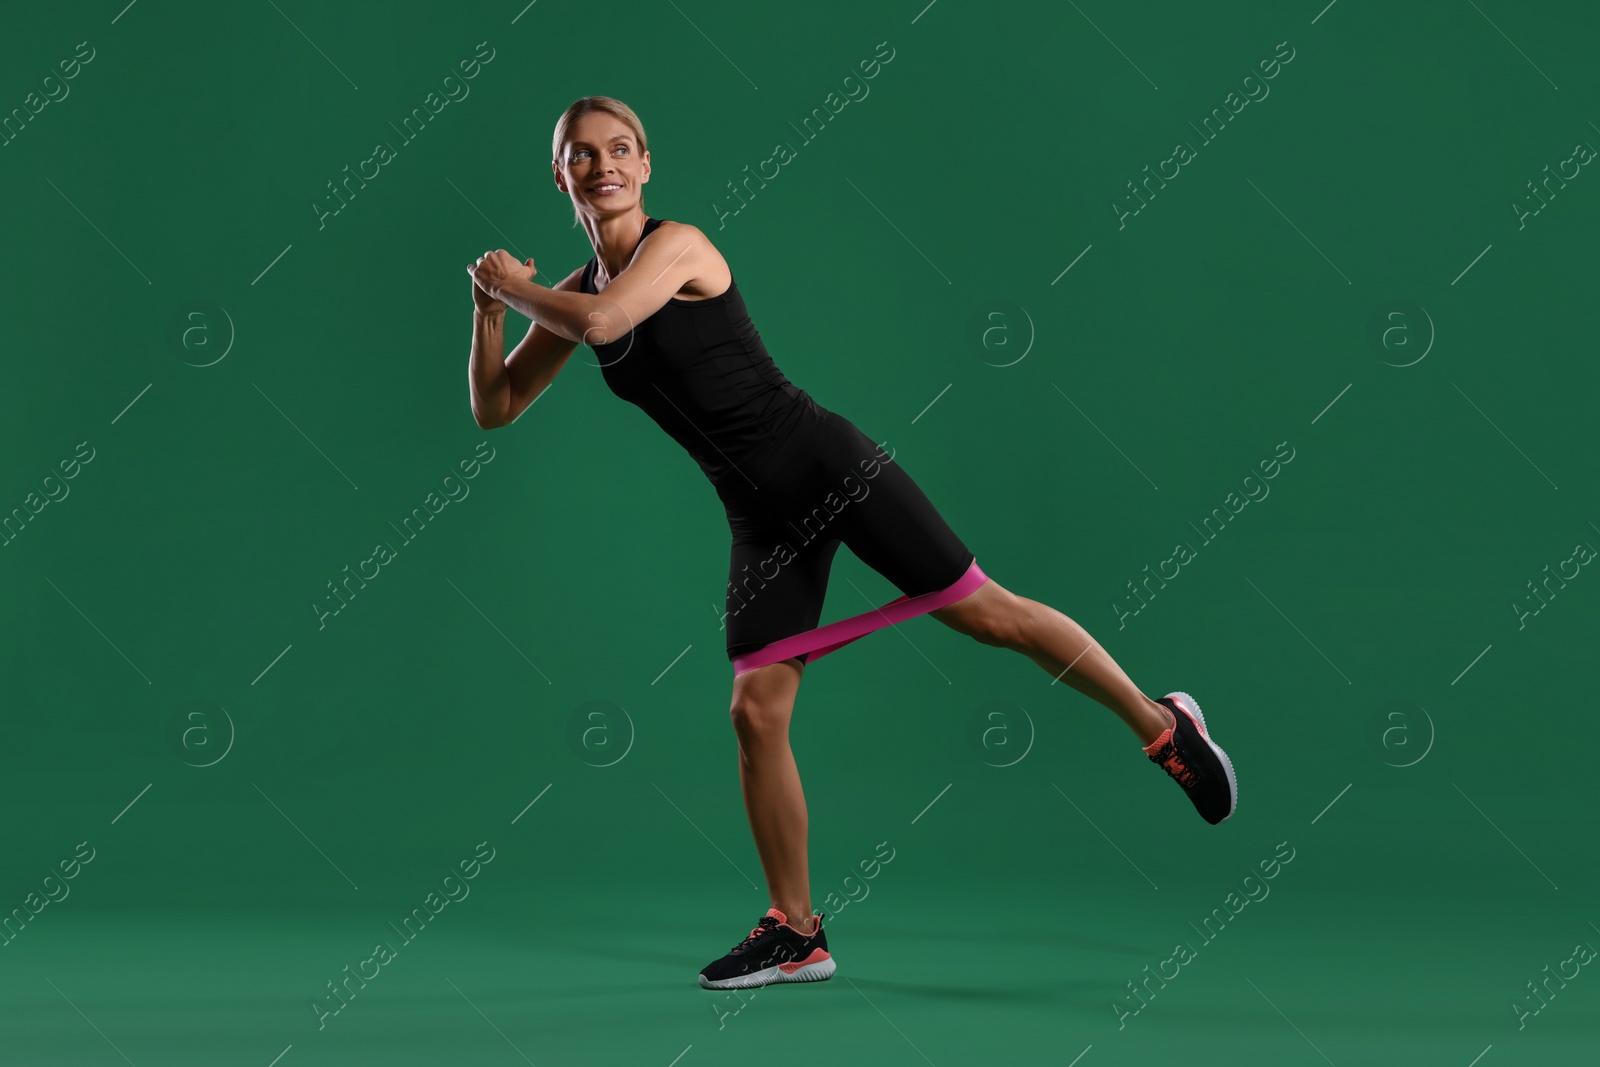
[615,145,629,155]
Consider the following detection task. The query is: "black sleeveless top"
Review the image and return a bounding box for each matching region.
[580,217,823,492]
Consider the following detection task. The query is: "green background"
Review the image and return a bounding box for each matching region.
[2,0,1595,1063]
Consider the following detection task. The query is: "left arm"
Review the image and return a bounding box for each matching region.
[470,222,718,346]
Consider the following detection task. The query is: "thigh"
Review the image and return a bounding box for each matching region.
[826,418,975,598]
[723,506,842,663]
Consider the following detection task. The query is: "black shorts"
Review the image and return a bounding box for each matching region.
[717,409,975,662]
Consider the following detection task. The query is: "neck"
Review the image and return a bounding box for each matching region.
[584,209,649,280]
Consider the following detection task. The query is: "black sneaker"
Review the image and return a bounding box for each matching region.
[697,907,835,989]
[1144,691,1237,824]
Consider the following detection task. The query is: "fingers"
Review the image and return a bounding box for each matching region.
[466,251,520,282]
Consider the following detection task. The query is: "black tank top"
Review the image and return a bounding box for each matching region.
[580,217,824,493]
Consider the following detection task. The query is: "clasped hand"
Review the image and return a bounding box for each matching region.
[467,249,535,311]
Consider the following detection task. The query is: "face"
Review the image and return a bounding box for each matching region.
[553,110,649,217]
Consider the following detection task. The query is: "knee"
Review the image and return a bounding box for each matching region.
[946,593,1029,650]
[729,691,790,745]
[970,612,1023,649]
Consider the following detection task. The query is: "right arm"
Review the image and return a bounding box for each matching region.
[469,264,585,430]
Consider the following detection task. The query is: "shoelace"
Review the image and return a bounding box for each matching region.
[732,916,780,953]
[1153,740,1199,789]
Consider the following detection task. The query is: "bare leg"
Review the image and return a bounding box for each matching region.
[931,579,1175,745]
[728,658,817,934]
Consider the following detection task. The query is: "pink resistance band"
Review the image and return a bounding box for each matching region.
[732,559,989,675]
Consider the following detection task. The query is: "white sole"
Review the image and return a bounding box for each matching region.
[1164,690,1238,822]
[698,955,837,989]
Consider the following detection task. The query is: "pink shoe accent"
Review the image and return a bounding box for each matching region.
[732,559,989,675]
[1141,727,1173,756]
[732,907,790,946]
[759,907,821,937]
[778,908,822,936]
[1169,693,1206,735]
[778,947,831,974]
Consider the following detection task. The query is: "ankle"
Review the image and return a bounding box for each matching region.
[785,911,816,935]
[1157,698,1176,730]
[1137,697,1175,746]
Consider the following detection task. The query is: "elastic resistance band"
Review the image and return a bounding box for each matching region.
[731,559,988,675]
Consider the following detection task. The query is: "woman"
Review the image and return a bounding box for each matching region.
[466,97,1237,991]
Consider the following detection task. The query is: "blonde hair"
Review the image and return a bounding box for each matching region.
[552,96,648,227]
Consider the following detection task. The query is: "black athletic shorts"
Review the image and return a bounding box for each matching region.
[716,407,975,663]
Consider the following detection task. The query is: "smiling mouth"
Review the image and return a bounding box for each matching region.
[590,183,623,194]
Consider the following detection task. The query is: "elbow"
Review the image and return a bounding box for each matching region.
[472,405,506,431]
[574,316,607,347]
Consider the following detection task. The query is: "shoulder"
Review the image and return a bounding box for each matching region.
[648,219,717,255]
[645,220,729,289]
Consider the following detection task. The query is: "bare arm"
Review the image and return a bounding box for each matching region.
[479,221,719,347]
[469,265,584,430]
